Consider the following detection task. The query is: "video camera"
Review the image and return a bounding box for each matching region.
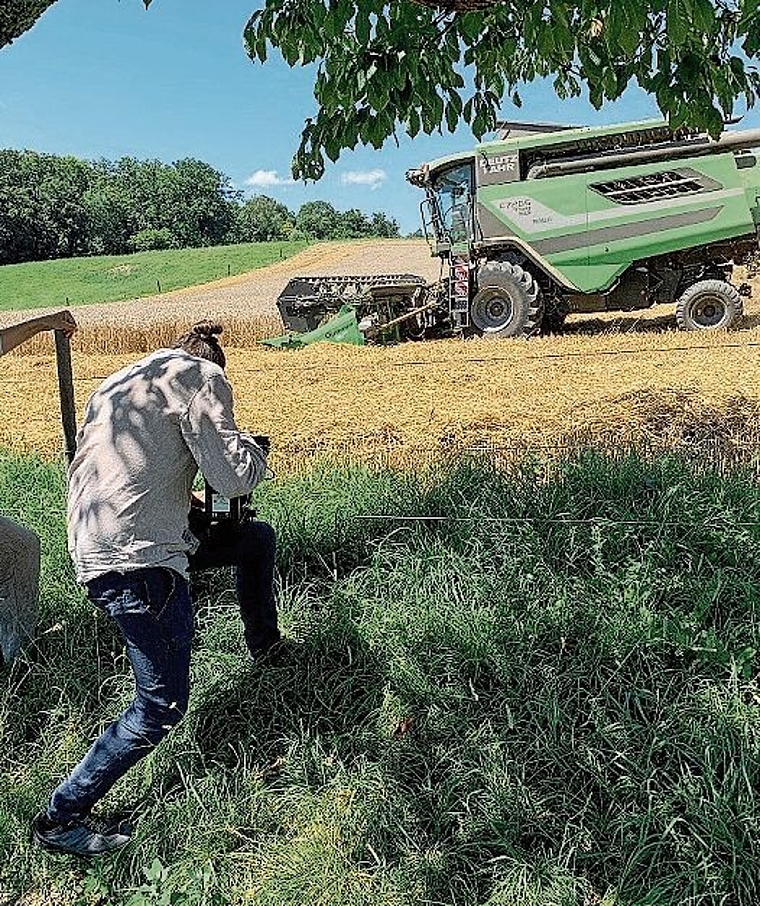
[203,484,252,524]
[194,435,270,538]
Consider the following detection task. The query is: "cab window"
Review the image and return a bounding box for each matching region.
[432,162,474,243]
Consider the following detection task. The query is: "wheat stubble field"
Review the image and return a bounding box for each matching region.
[3,239,760,468]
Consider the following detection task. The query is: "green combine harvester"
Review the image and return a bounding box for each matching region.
[265,119,760,346]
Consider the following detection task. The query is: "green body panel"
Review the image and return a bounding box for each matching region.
[584,156,752,290]
[478,173,591,289]
[477,153,756,293]
[422,120,760,295]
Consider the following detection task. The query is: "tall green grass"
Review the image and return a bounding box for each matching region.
[1,451,759,905]
[0,240,310,311]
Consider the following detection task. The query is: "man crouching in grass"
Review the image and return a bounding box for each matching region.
[33,321,279,857]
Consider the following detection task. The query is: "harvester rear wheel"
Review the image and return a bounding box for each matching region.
[470,261,544,338]
[675,280,743,331]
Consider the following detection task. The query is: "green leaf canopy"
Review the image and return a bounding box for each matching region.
[244,0,760,179]
[4,1,760,181]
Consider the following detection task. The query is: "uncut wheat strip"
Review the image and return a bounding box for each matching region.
[3,315,284,357]
[0,239,440,336]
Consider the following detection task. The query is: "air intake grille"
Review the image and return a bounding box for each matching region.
[590,169,713,204]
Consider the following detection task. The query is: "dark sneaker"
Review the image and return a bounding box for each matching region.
[92,811,135,837]
[32,811,131,857]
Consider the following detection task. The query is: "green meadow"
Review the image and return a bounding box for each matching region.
[0,241,309,312]
[1,451,759,905]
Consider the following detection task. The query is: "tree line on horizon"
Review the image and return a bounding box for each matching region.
[0,149,401,266]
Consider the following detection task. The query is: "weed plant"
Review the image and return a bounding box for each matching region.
[1,450,759,905]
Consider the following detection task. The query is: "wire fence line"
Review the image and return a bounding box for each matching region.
[14,430,760,532]
[55,337,760,384]
[290,338,760,373]
[13,332,760,531]
[352,514,760,527]
[37,367,760,482]
[11,329,760,478]
[271,436,760,472]
[340,443,760,537]
[274,437,760,530]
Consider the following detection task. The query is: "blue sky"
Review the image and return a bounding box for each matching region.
[0,0,707,234]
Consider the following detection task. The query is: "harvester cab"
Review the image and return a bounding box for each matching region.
[408,155,478,331]
[267,118,760,348]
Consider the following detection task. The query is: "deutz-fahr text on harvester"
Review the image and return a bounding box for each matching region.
[264,119,760,347]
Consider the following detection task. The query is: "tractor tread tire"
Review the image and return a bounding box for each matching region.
[675,279,743,331]
[471,261,544,338]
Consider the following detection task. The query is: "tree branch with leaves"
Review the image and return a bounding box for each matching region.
[244,0,760,180]
[0,1,57,49]
[4,1,760,182]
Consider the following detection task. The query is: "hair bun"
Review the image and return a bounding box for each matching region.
[190,321,223,341]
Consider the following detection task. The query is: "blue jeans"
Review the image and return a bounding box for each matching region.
[189,516,280,656]
[48,521,279,821]
[48,567,193,822]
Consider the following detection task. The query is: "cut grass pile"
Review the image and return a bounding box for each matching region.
[1,451,760,905]
[0,241,309,312]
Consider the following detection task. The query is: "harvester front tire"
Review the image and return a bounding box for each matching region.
[675,280,743,331]
[470,261,544,339]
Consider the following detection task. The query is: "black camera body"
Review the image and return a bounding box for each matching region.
[252,434,271,455]
[190,434,271,537]
[196,435,270,533]
[203,483,252,524]
[190,484,253,545]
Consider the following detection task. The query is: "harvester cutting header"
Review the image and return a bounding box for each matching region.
[265,119,760,347]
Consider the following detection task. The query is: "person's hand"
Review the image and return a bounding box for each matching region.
[45,310,78,336]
